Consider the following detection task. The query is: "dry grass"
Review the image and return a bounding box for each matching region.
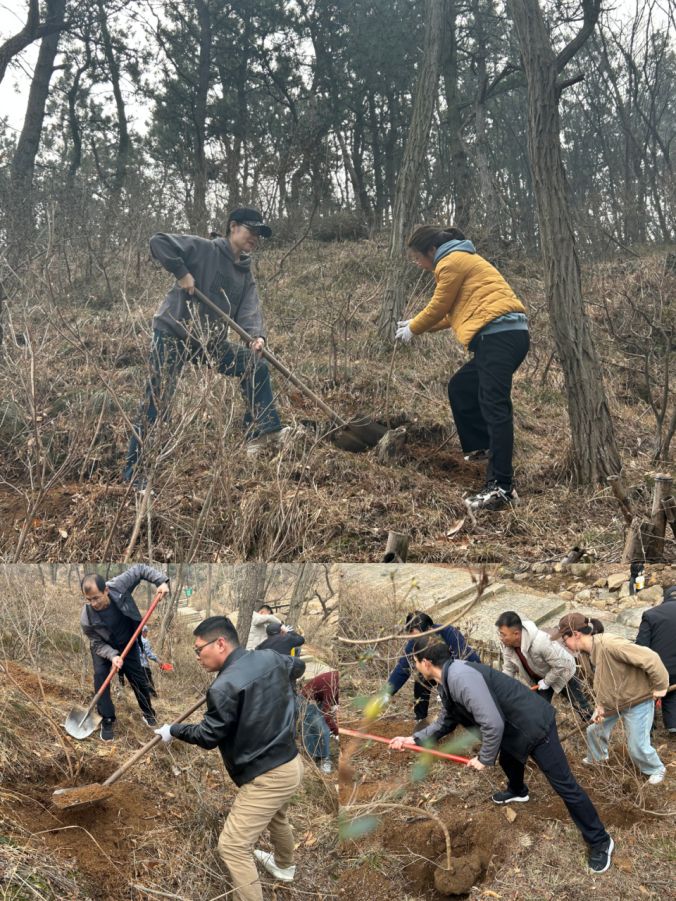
[0,239,673,563]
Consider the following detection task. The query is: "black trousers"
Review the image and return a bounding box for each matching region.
[662,673,676,730]
[93,643,156,722]
[448,329,529,490]
[143,665,158,697]
[413,677,436,720]
[537,675,593,722]
[499,721,609,847]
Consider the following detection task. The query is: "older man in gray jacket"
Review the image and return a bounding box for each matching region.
[80,564,170,740]
[496,611,592,721]
[124,208,287,484]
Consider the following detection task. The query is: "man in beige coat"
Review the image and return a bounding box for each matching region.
[553,612,668,785]
[496,611,592,720]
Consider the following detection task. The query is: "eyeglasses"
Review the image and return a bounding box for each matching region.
[194,638,219,656]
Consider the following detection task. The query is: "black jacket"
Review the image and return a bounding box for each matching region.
[256,631,305,655]
[636,585,676,675]
[414,660,556,765]
[171,648,299,786]
[80,564,168,661]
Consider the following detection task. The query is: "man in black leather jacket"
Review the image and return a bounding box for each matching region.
[154,616,305,901]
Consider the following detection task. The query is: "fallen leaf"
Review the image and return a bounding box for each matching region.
[502,807,517,823]
[58,528,68,539]
[446,518,465,538]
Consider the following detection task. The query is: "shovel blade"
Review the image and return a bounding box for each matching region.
[331,418,388,452]
[52,783,113,810]
[64,706,101,740]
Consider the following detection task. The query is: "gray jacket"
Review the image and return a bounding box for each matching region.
[80,564,169,661]
[150,233,265,343]
[501,619,575,693]
[414,660,555,765]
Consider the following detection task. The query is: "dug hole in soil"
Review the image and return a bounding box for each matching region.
[338,716,676,900]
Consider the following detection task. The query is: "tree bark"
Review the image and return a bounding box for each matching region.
[287,563,317,626]
[233,563,268,646]
[188,0,211,233]
[96,0,130,198]
[0,0,64,86]
[378,0,447,338]
[8,0,67,253]
[508,0,621,484]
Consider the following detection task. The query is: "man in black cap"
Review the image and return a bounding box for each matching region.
[256,621,305,656]
[124,207,288,484]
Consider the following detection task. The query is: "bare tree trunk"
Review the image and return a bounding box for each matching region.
[0,0,63,86]
[8,0,66,254]
[233,563,267,646]
[96,0,130,198]
[187,0,211,234]
[287,563,317,626]
[508,0,621,484]
[378,0,447,338]
[442,0,472,233]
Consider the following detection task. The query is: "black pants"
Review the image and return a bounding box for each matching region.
[93,643,156,722]
[413,677,436,720]
[662,673,676,730]
[143,665,158,697]
[499,721,609,847]
[537,675,593,722]
[448,329,529,490]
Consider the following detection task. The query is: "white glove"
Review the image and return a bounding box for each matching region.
[395,320,414,343]
[537,679,549,691]
[154,724,174,743]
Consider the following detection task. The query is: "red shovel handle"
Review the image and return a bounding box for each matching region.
[80,587,168,724]
[339,727,470,765]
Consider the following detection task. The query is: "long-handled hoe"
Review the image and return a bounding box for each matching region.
[53,696,206,810]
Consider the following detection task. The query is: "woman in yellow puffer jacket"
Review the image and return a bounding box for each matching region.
[395,226,529,512]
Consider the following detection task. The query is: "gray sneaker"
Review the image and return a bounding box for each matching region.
[588,836,614,873]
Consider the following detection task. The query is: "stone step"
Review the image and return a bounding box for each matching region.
[176,605,203,623]
[455,588,568,648]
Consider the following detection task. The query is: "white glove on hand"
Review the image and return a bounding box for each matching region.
[395,320,414,343]
[537,679,549,691]
[154,724,173,743]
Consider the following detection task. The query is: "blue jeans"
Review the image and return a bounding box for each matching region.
[298,699,330,761]
[124,330,282,481]
[586,699,665,776]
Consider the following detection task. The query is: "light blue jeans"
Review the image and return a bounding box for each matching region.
[586,699,665,776]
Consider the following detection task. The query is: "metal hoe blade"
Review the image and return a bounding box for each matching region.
[64,706,101,740]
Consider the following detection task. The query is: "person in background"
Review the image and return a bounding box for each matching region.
[552,612,668,785]
[381,610,480,725]
[396,225,529,513]
[256,621,305,656]
[300,670,338,736]
[246,603,282,649]
[140,625,159,698]
[495,611,592,720]
[635,584,676,734]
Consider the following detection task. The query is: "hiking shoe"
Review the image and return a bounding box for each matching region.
[492,789,529,804]
[647,772,665,785]
[582,756,609,765]
[319,759,333,775]
[463,449,490,463]
[465,482,519,512]
[142,714,158,727]
[100,719,115,741]
[588,836,614,873]
[252,849,296,882]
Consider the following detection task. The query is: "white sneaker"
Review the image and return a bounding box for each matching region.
[319,759,332,774]
[647,772,665,785]
[252,849,296,882]
[582,756,609,765]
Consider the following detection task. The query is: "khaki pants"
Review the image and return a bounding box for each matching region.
[217,755,304,901]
